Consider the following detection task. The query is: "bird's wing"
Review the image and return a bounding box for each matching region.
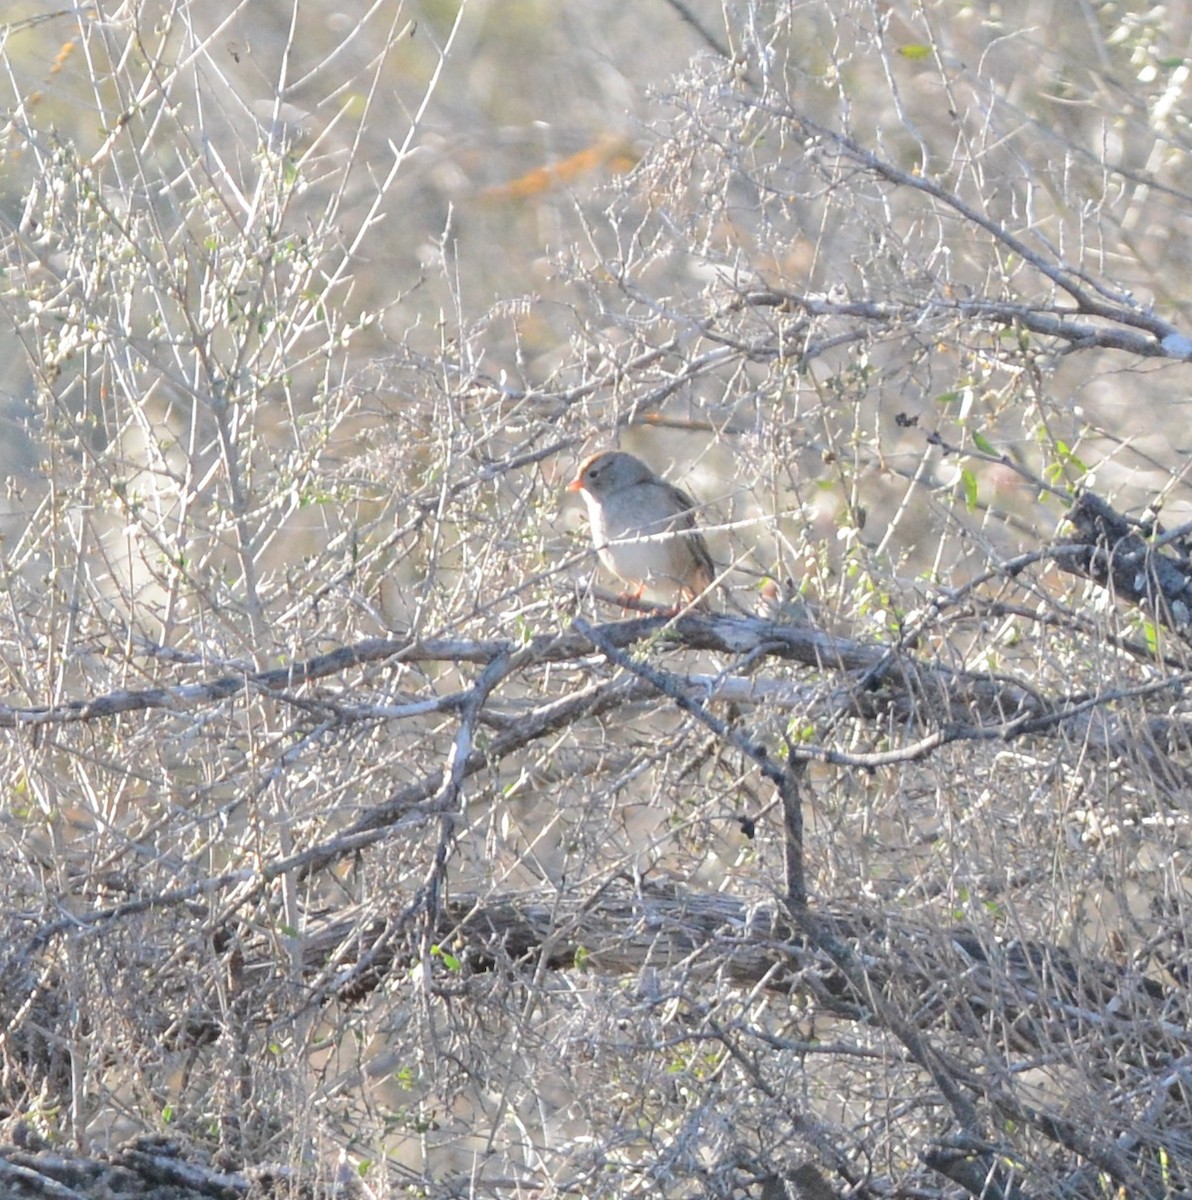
[666,484,717,583]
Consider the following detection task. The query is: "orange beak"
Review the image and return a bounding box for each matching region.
[566,476,584,493]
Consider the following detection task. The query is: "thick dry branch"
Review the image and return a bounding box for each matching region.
[302,883,1186,1193]
[0,613,1042,730]
[7,606,1187,806]
[747,288,1183,360]
[303,882,1178,1036]
[1058,491,1192,640]
[738,97,1192,358]
[0,1133,362,1199]
[5,878,1187,1199]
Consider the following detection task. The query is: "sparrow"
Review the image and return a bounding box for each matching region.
[567,450,717,611]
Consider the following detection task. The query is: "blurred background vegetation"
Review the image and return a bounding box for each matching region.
[3,1,1192,1197]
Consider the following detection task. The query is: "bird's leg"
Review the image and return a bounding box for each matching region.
[615,584,647,612]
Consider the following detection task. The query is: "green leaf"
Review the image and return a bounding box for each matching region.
[785,719,818,743]
[430,944,462,972]
[898,43,932,60]
[1143,620,1159,654]
[972,431,996,455]
[1055,442,1089,476]
[961,467,979,512]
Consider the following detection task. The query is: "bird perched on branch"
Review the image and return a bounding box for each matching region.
[568,450,717,611]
